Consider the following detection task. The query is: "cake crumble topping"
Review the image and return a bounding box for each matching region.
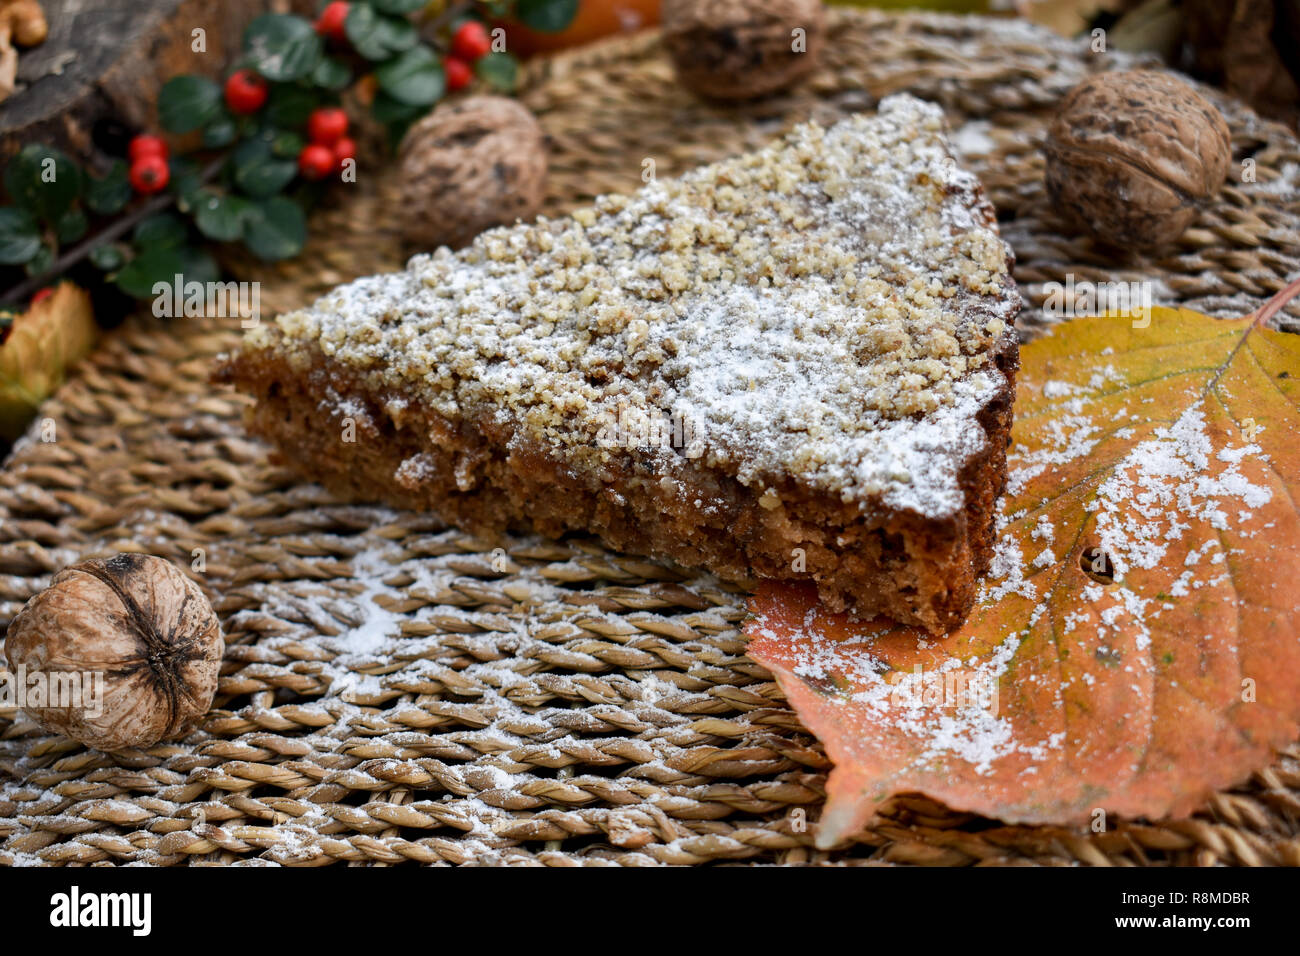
[244,94,1019,519]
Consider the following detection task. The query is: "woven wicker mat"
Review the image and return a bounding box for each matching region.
[3,8,1300,866]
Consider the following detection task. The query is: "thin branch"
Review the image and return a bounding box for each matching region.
[1,156,225,308]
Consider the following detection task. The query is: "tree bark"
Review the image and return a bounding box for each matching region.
[0,0,310,172]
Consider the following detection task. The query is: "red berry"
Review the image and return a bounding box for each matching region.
[130,154,170,194]
[31,287,54,306]
[315,1,349,42]
[444,55,472,92]
[307,107,349,146]
[450,21,491,62]
[224,69,268,115]
[128,134,168,162]
[299,143,335,181]
[332,136,356,174]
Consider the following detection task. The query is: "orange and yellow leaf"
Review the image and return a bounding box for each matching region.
[746,306,1300,847]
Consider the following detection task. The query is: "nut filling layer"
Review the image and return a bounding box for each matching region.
[218,94,1022,633]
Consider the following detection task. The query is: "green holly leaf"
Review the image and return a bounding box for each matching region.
[370,0,426,12]
[84,161,132,215]
[371,90,424,124]
[24,242,54,278]
[116,244,222,302]
[515,0,578,32]
[89,243,127,272]
[475,51,517,93]
[134,212,189,249]
[3,145,83,222]
[345,5,417,60]
[242,195,307,261]
[0,209,42,265]
[179,245,221,287]
[203,113,239,149]
[271,130,306,159]
[266,84,320,128]
[114,245,187,299]
[376,45,444,106]
[168,157,206,212]
[159,76,222,134]
[232,139,298,198]
[385,16,419,52]
[244,13,323,82]
[343,3,381,57]
[193,190,250,242]
[312,56,352,91]
[55,207,88,244]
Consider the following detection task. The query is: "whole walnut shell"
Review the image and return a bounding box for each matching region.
[1044,70,1231,251]
[3,554,224,752]
[397,95,547,250]
[661,0,825,100]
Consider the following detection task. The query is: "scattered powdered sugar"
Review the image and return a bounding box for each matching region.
[394,452,437,486]
[1005,411,1100,497]
[770,617,1028,774]
[1251,161,1300,198]
[949,119,997,158]
[1091,404,1271,575]
[1041,379,1084,398]
[218,526,734,773]
[981,536,1038,603]
[338,547,404,654]
[1031,514,1055,544]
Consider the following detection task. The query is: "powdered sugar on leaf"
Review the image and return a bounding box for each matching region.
[1091,405,1271,577]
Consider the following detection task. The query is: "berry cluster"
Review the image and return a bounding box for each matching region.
[126,74,353,200]
[447,20,493,91]
[0,1,578,313]
[312,2,498,98]
[127,135,171,195]
[302,108,355,180]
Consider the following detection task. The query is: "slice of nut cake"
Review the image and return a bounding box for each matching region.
[215,94,1020,633]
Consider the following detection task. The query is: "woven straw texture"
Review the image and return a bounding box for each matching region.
[3,8,1300,866]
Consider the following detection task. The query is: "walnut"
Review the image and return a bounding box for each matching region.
[3,554,224,752]
[661,0,825,100]
[397,95,547,250]
[0,0,49,103]
[1044,69,1231,251]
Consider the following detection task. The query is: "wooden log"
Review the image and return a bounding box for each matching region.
[0,0,310,171]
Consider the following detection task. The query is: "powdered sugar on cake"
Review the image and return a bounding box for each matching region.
[247,94,1018,520]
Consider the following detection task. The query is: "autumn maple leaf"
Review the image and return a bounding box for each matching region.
[746,291,1300,848]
